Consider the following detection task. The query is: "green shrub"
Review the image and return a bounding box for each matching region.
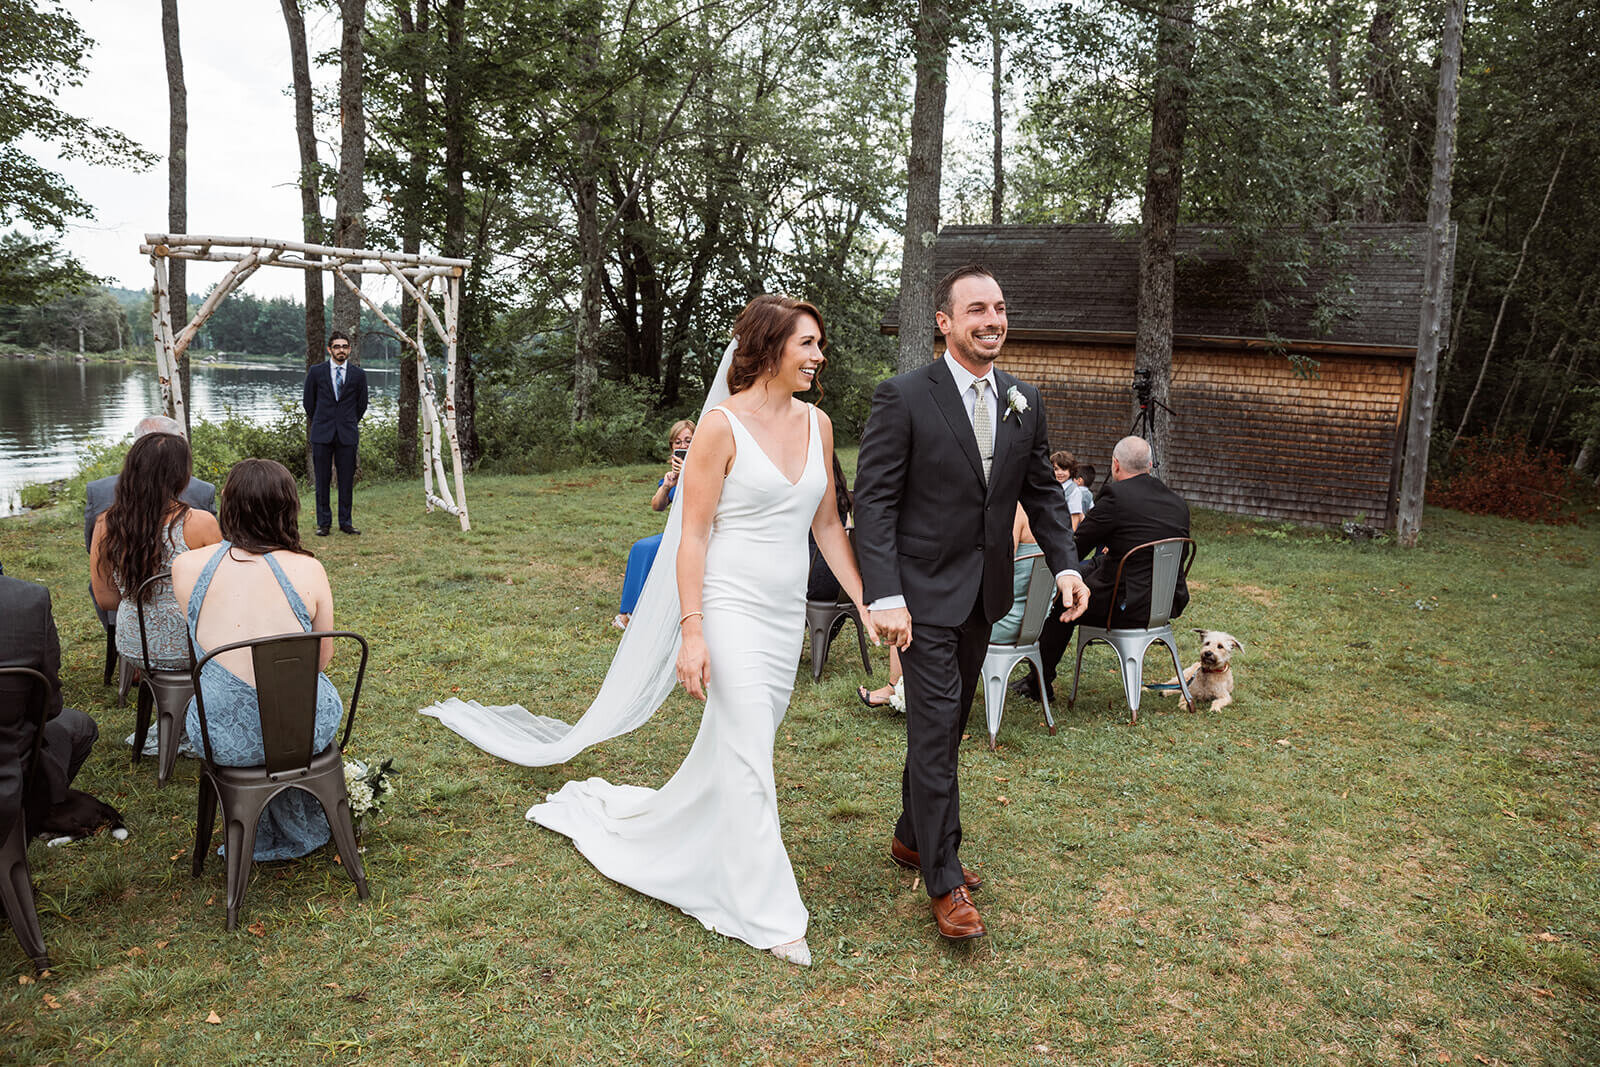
[476,373,677,473]
[188,401,309,486]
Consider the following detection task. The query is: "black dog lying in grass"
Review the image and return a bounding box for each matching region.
[36,789,128,847]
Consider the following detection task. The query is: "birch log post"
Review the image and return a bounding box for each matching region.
[149,253,188,431]
[441,272,470,530]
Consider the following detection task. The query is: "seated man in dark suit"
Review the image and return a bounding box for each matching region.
[1024,435,1191,700]
[0,571,99,837]
[83,414,216,679]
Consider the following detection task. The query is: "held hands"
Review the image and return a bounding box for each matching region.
[856,604,883,648]
[1056,573,1091,623]
[676,621,711,700]
[873,606,914,650]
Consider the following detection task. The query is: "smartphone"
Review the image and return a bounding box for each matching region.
[673,448,688,461]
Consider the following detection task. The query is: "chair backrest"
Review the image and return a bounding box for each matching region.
[190,631,368,777]
[1100,537,1196,629]
[1012,549,1055,647]
[133,568,174,671]
[0,666,52,840]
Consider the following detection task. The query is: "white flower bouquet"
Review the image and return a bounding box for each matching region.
[888,678,906,714]
[343,757,397,820]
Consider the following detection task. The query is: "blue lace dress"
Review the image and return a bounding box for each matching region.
[114,513,191,669]
[185,544,344,861]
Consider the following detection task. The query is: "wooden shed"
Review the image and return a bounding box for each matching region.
[881,223,1450,529]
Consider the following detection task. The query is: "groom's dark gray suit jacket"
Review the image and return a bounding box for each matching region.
[854,358,1079,627]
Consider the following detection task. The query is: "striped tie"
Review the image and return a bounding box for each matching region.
[335,364,344,400]
[971,379,992,483]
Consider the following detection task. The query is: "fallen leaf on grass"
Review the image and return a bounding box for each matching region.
[125,947,144,957]
[247,922,266,937]
[17,975,34,985]
[1532,987,1556,998]
[154,940,169,949]
[324,982,341,990]
[1536,931,1560,942]
[205,1011,222,1025]
[1438,1054,1451,1064]
[1275,738,1291,747]
[1475,1056,1491,1065]
[42,994,61,1010]
[997,796,1010,806]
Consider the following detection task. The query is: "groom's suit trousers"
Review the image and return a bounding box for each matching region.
[895,597,991,899]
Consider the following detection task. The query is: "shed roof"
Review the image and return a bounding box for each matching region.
[882,223,1449,351]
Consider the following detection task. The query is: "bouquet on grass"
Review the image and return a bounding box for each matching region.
[343,757,398,820]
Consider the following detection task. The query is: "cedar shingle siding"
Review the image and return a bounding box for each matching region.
[883,224,1448,528]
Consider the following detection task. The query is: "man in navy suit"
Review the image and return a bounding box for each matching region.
[303,330,369,536]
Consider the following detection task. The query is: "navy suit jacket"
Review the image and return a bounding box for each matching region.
[303,360,368,447]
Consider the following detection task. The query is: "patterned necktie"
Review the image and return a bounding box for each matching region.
[971,378,992,484]
[334,364,344,401]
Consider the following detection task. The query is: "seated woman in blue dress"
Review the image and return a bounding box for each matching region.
[171,459,344,862]
[614,419,695,629]
[987,506,1042,645]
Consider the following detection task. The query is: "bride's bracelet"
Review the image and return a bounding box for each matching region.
[679,611,704,626]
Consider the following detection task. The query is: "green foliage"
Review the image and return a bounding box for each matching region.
[475,368,669,472]
[186,403,312,487]
[0,230,98,307]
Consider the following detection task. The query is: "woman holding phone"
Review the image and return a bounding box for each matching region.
[615,420,696,629]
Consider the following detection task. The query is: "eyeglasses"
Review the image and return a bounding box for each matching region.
[329,344,351,350]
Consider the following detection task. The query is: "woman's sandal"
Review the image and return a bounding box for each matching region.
[769,937,811,967]
[858,685,891,709]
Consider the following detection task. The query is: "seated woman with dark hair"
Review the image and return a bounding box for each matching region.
[90,432,223,674]
[614,419,695,629]
[171,459,343,861]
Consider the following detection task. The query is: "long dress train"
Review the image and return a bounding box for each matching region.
[527,403,825,949]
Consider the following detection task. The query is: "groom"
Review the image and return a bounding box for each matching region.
[855,264,1088,940]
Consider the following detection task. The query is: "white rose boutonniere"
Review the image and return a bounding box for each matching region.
[1005,385,1028,422]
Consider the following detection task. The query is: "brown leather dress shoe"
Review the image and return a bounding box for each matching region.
[890,836,983,891]
[931,885,986,940]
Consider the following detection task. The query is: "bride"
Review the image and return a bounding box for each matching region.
[424,295,873,967]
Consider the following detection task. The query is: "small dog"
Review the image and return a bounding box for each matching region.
[1169,629,1244,712]
[36,789,130,847]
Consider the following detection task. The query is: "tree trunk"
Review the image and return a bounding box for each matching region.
[991,18,1003,225]
[1535,335,1583,453]
[393,0,427,476]
[442,0,477,465]
[1447,140,1566,458]
[281,0,325,370]
[333,0,366,344]
[1396,0,1464,548]
[896,0,951,374]
[161,0,188,431]
[572,24,604,423]
[1133,0,1195,483]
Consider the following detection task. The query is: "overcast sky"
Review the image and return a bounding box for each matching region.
[39,2,1000,303]
[40,1,348,300]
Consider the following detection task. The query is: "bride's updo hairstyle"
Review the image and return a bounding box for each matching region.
[726,294,828,396]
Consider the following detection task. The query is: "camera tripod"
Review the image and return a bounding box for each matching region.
[1129,370,1177,474]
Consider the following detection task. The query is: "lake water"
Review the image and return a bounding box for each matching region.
[0,358,397,516]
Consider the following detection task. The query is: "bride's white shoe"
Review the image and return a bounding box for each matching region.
[769,937,811,967]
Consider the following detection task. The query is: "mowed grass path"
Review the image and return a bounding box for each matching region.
[1,463,1597,1065]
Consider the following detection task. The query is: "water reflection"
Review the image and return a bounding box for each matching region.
[0,359,396,516]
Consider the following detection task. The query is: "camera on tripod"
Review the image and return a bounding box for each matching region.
[1132,368,1154,405]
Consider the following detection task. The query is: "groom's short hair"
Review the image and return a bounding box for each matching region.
[935,264,998,314]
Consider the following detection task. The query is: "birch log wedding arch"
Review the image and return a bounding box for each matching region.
[140,233,474,531]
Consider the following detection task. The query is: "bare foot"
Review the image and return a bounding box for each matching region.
[612,614,630,630]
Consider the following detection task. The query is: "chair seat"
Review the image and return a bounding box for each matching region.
[134,668,194,786]
[208,743,341,786]
[980,641,1055,751]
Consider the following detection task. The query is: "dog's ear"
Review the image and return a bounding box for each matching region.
[1229,635,1245,651]
[1192,628,1208,637]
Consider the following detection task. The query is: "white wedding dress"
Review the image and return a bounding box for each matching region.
[527,403,825,950]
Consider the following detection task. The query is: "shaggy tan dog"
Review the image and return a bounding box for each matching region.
[1169,629,1244,711]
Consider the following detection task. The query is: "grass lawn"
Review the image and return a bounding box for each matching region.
[1,462,1597,1065]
